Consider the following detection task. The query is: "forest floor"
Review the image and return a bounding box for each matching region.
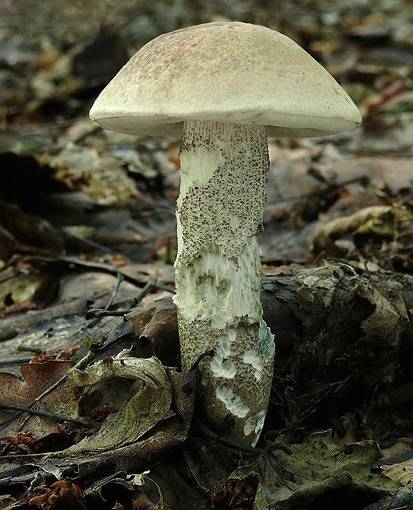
[0,1,413,509]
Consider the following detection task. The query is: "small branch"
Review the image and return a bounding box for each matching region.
[193,418,265,454]
[105,272,125,310]
[21,255,157,288]
[63,230,114,254]
[0,358,33,367]
[86,272,125,319]
[87,310,128,318]
[90,329,133,354]
[189,350,214,372]
[86,279,175,319]
[131,280,176,302]
[193,419,292,456]
[0,404,91,427]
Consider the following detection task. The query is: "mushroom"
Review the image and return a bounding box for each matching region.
[90,22,361,445]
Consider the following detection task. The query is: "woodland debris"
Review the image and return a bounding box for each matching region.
[230,431,396,510]
[311,204,413,262]
[59,356,172,454]
[1,0,413,507]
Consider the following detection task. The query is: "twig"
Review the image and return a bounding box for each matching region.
[105,273,125,309]
[189,350,214,372]
[0,352,95,433]
[18,255,154,288]
[193,418,292,456]
[0,404,91,427]
[129,280,176,303]
[63,230,114,254]
[86,272,125,319]
[0,357,33,367]
[0,452,47,461]
[193,418,265,454]
[32,352,93,406]
[90,327,134,354]
[86,279,175,319]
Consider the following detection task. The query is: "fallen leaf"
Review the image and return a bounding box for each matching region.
[0,360,73,407]
[382,458,413,486]
[127,296,179,366]
[37,144,139,206]
[231,431,397,510]
[0,267,54,313]
[0,359,76,436]
[311,204,413,261]
[60,356,172,454]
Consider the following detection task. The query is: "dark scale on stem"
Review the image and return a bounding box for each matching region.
[177,121,269,268]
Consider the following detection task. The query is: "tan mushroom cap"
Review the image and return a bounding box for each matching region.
[90,22,362,137]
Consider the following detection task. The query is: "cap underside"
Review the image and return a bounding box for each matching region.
[92,112,355,138]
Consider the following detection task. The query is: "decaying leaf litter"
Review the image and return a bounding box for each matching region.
[0,0,413,508]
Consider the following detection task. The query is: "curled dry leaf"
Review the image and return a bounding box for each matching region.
[381,442,413,488]
[59,356,172,454]
[127,296,179,365]
[211,479,255,510]
[311,204,413,258]
[0,431,36,455]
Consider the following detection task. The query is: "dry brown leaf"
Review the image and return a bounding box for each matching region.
[311,204,413,256]
[0,359,77,436]
[127,296,179,365]
[0,360,73,406]
[59,356,172,454]
[382,459,413,487]
[0,201,64,258]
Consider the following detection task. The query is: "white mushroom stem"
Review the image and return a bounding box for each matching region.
[174,120,275,445]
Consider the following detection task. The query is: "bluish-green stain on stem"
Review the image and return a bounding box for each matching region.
[259,319,275,359]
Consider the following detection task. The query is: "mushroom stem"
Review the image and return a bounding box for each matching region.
[175,120,275,445]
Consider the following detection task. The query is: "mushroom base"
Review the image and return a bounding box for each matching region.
[175,120,275,445]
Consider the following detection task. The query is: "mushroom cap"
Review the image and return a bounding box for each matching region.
[90,22,361,137]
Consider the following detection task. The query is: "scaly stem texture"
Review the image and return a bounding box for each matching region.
[175,120,274,445]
